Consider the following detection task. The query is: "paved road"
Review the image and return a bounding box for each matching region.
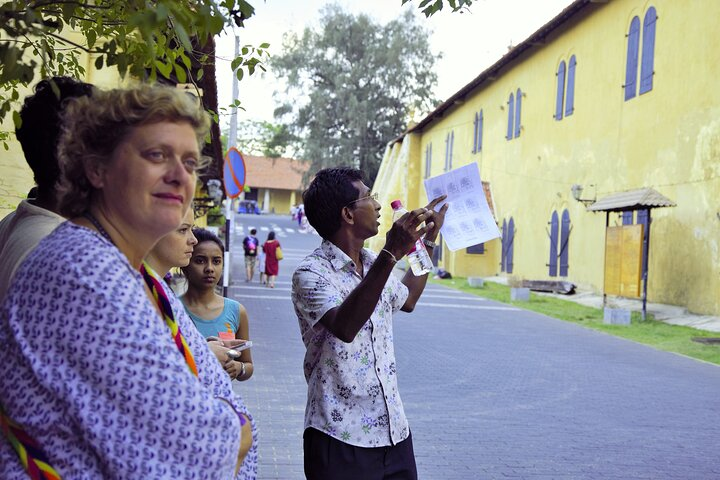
[229,213,720,480]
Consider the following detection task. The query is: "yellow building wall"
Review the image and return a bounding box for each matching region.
[258,188,302,216]
[376,0,720,315]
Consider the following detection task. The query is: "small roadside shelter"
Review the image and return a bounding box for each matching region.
[587,188,676,319]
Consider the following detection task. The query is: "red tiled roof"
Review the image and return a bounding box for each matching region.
[241,154,310,191]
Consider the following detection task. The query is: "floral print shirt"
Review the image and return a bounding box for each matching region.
[291,240,410,447]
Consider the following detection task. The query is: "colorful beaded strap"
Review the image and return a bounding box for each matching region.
[141,261,199,377]
[0,404,62,480]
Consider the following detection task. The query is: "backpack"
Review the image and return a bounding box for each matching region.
[243,236,258,256]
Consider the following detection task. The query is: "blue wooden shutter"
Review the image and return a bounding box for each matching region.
[444,133,450,171]
[559,209,571,277]
[548,211,559,277]
[507,218,515,273]
[565,56,576,116]
[501,219,508,272]
[478,109,483,152]
[472,113,478,153]
[425,143,431,178]
[555,61,566,120]
[622,211,633,225]
[449,131,454,170]
[639,7,657,94]
[466,243,485,254]
[506,93,514,140]
[625,16,641,101]
[514,89,522,138]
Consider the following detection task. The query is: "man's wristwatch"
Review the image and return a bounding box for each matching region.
[422,238,436,249]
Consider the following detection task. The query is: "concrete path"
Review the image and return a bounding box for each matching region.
[229,214,720,479]
[483,276,720,333]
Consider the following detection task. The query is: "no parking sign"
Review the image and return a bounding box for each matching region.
[223,147,246,198]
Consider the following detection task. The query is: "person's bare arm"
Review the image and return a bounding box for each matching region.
[319,206,435,342]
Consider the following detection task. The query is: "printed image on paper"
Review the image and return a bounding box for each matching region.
[424,163,501,251]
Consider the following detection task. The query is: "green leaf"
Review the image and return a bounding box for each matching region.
[155,59,173,79]
[173,22,193,52]
[179,51,191,70]
[86,30,96,49]
[236,68,244,81]
[174,63,187,83]
[12,109,21,130]
[197,68,204,81]
[230,57,242,72]
[61,2,76,23]
[259,43,270,49]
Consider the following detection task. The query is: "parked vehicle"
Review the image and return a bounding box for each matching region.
[238,200,261,214]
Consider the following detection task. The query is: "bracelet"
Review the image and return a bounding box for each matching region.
[237,361,246,380]
[422,238,436,249]
[381,248,397,264]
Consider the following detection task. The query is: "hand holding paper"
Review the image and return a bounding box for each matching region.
[424,163,501,251]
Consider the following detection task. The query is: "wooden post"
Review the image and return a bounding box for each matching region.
[641,208,651,321]
[603,211,609,309]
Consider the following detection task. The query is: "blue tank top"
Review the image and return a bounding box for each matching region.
[184,297,241,339]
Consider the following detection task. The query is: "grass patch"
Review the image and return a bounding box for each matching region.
[429,277,720,365]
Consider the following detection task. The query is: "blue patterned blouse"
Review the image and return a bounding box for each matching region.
[0,222,244,479]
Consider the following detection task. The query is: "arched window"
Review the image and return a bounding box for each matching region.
[640,7,657,94]
[559,210,571,277]
[514,88,522,138]
[506,93,514,140]
[565,55,576,116]
[555,61,566,121]
[624,16,641,101]
[548,211,559,277]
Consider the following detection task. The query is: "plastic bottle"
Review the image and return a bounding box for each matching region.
[390,200,433,276]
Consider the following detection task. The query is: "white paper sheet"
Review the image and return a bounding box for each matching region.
[424,163,501,252]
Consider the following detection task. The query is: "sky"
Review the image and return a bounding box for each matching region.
[215,0,574,128]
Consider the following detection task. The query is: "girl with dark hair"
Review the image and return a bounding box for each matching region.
[262,230,281,288]
[180,227,258,478]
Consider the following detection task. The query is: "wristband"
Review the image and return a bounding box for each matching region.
[381,248,397,264]
[237,361,246,380]
[422,238,436,249]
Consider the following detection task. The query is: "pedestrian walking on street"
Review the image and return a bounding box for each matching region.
[262,231,281,288]
[291,167,448,480]
[243,227,260,282]
[0,84,248,478]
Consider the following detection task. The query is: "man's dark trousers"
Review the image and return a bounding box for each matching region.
[303,428,418,480]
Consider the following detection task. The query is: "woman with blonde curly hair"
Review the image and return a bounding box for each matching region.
[0,84,250,478]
